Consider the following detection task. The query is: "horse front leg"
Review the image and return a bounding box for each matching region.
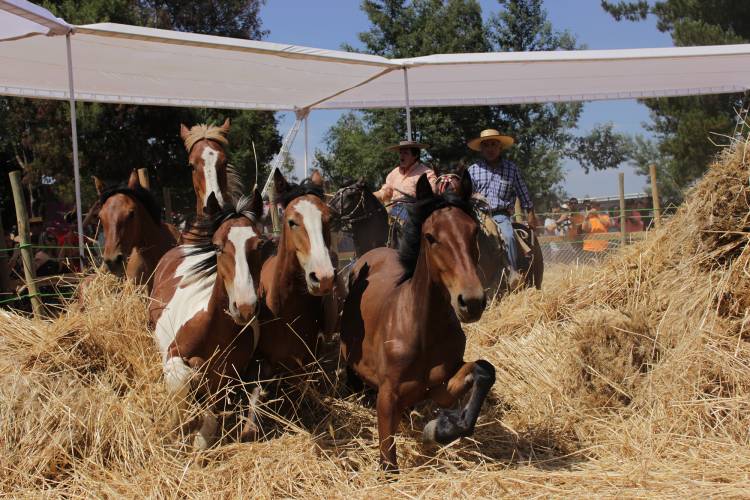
[423,360,496,444]
[376,385,401,472]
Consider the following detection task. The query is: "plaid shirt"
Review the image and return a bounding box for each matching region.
[468,159,533,211]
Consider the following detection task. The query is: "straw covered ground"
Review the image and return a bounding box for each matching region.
[2,142,750,498]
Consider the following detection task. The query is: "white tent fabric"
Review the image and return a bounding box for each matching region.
[1,21,749,111]
[0,0,69,41]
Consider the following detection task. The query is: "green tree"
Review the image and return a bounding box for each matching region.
[601,0,749,202]
[317,0,599,210]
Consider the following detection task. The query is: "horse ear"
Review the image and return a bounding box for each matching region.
[309,169,324,187]
[127,169,140,189]
[219,117,231,134]
[460,169,474,202]
[92,176,104,196]
[415,173,433,201]
[180,123,190,141]
[249,187,263,218]
[272,169,290,195]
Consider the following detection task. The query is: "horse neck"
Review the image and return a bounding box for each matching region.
[137,215,171,259]
[351,197,388,253]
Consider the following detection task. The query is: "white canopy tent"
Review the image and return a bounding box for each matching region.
[2,5,750,253]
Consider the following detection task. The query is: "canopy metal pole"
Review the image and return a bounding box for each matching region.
[304,114,309,179]
[403,67,412,141]
[66,33,84,262]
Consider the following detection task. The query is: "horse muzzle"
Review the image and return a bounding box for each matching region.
[230,300,257,325]
[103,253,125,275]
[452,287,487,323]
[306,269,335,296]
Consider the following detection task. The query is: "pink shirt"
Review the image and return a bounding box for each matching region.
[379,162,437,201]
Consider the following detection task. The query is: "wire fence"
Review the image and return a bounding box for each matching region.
[0,206,675,311]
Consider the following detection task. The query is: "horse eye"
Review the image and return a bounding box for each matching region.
[425,233,437,245]
[288,220,297,228]
[215,246,223,254]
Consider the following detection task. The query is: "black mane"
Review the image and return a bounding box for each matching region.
[397,192,477,284]
[278,179,324,208]
[99,185,162,224]
[184,195,260,278]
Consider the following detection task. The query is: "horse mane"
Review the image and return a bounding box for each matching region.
[397,192,477,284]
[99,185,162,225]
[278,179,325,208]
[183,195,261,279]
[226,163,246,205]
[182,122,230,153]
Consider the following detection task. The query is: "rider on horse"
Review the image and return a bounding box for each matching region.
[373,140,436,221]
[466,129,538,273]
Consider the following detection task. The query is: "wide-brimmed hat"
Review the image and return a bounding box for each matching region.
[385,140,430,152]
[467,129,514,151]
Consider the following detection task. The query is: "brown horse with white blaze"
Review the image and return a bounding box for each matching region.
[340,172,497,472]
[149,190,268,449]
[98,170,178,292]
[180,119,244,216]
[256,170,336,372]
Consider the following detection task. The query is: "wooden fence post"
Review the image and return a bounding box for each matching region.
[137,167,151,190]
[9,171,42,317]
[649,164,661,229]
[163,187,173,221]
[618,173,626,247]
[0,213,10,295]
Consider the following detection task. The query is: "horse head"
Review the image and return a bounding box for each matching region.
[180,118,233,216]
[410,171,486,322]
[99,170,161,275]
[273,169,335,296]
[328,177,370,230]
[202,188,265,324]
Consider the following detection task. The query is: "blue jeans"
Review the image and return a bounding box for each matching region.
[493,214,518,270]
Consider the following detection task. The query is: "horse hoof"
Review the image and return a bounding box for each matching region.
[423,410,463,445]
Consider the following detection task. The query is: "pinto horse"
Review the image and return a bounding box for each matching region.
[180,119,244,216]
[256,170,336,373]
[328,179,389,258]
[341,172,497,472]
[98,170,179,292]
[149,190,268,449]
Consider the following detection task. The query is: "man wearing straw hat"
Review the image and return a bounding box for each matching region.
[467,129,537,272]
[374,140,437,220]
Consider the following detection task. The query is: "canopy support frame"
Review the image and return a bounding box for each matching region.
[66,32,84,262]
[403,67,412,140]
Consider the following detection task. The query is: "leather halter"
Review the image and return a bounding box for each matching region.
[436,173,461,195]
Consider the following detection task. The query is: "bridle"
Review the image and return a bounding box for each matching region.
[329,184,388,231]
[436,173,461,195]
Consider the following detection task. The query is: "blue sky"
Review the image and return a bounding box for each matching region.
[261,0,673,198]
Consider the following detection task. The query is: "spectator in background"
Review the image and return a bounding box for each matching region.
[582,200,611,256]
[639,199,653,230]
[544,206,560,236]
[624,199,644,233]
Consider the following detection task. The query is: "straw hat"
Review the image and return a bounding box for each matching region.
[385,140,430,152]
[467,129,514,151]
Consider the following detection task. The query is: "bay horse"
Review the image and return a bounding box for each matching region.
[435,164,543,295]
[340,172,496,472]
[98,170,179,292]
[328,179,389,258]
[256,169,336,374]
[149,190,268,449]
[180,119,245,216]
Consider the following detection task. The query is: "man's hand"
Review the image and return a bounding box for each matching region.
[374,185,393,203]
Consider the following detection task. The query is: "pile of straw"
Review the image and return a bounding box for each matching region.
[2,142,750,496]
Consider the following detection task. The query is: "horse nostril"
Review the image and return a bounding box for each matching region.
[309,272,320,284]
[458,294,467,309]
